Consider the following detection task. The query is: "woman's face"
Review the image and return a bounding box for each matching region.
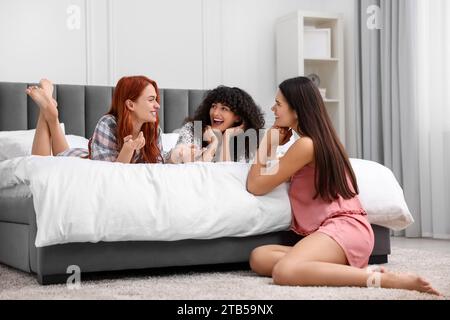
[209,103,240,132]
[128,84,160,123]
[271,90,298,129]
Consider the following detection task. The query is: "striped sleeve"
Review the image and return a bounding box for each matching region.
[89,115,119,162]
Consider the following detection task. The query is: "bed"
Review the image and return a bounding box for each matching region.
[0,81,391,285]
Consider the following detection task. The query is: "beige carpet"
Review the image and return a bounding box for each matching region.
[0,247,449,300]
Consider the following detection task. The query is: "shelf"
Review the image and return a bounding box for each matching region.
[276,10,345,145]
[305,58,339,62]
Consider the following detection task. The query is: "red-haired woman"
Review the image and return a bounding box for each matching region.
[26,76,164,163]
[246,76,441,296]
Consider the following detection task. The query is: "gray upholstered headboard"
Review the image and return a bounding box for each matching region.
[0,82,207,137]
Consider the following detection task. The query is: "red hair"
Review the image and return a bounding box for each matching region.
[108,76,162,163]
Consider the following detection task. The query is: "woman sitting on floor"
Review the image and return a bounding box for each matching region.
[246,76,440,296]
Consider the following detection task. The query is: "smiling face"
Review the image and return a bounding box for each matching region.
[271,90,298,129]
[209,103,240,132]
[127,84,160,123]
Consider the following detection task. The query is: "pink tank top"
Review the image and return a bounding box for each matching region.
[289,164,366,236]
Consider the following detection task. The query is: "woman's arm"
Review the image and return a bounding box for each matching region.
[89,115,124,162]
[199,126,219,162]
[115,145,135,163]
[219,124,245,162]
[246,129,314,196]
[165,122,202,164]
[115,132,145,164]
[219,131,233,162]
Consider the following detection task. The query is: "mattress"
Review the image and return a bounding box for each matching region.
[0,195,33,225]
[0,184,31,198]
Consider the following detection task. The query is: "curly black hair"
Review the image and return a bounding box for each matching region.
[189,86,265,131]
[186,85,265,161]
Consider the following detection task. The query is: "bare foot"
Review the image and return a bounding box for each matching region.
[39,79,58,107]
[39,78,54,98]
[26,86,58,121]
[383,271,442,296]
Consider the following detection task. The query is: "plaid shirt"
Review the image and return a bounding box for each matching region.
[58,115,164,163]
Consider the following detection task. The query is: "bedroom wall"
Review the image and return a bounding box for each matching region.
[0,0,87,85]
[0,0,358,153]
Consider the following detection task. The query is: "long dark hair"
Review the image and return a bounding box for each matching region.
[187,86,265,160]
[279,77,358,202]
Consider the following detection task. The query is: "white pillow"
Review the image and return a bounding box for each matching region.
[0,123,65,137]
[65,135,89,149]
[161,133,179,152]
[0,124,90,160]
[350,158,414,231]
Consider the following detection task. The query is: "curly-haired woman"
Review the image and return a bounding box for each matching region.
[169,86,265,163]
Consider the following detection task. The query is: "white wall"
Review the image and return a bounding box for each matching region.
[0,0,358,152]
[111,0,204,89]
[0,0,87,84]
[213,0,357,143]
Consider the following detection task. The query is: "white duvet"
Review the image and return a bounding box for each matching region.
[0,156,292,247]
[0,156,414,248]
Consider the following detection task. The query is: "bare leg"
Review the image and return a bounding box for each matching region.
[249,245,291,277]
[39,79,68,155]
[250,243,387,278]
[47,117,69,155]
[26,82,69,156]
[31,110,52,156]
[263,232,441,296]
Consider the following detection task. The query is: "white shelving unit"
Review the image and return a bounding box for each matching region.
[276,11,346,145]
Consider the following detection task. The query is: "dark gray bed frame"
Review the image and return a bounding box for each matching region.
[0,81,390,285]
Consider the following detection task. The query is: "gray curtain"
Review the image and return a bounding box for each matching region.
[354,0,421,237]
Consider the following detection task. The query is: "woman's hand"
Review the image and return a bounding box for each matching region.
[171,143,204,163]
[123,131,145,151]
[224,122,245,138]
[266,126,292,148]
[116,132,145,164]
[219,123,245,162]
[203,126,220,144]
[277,126,293,146]
[199,126,219,162]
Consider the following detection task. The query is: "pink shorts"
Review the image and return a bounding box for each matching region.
[317,213,375,268]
